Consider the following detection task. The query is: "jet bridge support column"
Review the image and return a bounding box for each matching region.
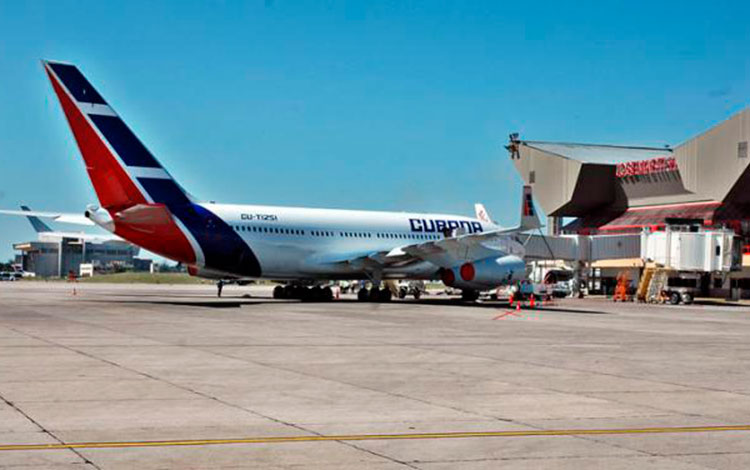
[548,216,562,236]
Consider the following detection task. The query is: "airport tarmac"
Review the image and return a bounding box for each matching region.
[1,283,750,469]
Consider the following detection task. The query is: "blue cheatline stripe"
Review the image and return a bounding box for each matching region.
[136,178,261,277]
[90,115,162,168]
[48,63,107,105]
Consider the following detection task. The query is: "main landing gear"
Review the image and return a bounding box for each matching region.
[357,286,393,302]
[273,284,334,302]
[461,289,480,302]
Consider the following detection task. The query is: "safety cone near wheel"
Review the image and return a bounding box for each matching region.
[530,294,535,309]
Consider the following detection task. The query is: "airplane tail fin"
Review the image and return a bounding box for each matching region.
[474,203,492,224]
[21,206,53,233]
[42,61,262,277]
[519,185,541,231]
[42,61,192,213]
[42,60,202,265]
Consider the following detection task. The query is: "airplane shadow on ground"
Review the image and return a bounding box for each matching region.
[80,295,610,314]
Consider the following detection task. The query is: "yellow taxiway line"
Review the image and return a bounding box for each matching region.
[2,424,750,452]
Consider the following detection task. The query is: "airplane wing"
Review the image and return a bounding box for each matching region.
[0,209,95,226]
[310,247,417,269]
[319,229,524,272]
[400,229,525,267]
[319,186,540,271]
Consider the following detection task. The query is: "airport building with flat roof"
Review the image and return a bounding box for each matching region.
[13,237,140,277]
[508,107,750,237]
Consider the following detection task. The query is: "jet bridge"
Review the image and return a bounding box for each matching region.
[521,228,740,272]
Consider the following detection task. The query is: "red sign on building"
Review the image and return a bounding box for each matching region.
[616,157,677,178]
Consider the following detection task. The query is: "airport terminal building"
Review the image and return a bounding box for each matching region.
[510,107,750,298]
[509,107,750,238]
[13,237,141,278]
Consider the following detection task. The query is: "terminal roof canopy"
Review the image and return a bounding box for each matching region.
[523,141,672,164]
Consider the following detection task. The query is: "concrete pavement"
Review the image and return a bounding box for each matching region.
[1,282,750,469]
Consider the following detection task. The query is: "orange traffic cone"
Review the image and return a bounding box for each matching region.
[530,294,535,309]
[516,301,521,311]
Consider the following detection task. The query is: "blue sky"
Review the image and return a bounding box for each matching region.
[1,0,749,262]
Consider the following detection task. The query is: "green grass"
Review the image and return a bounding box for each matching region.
[76,272,210,284]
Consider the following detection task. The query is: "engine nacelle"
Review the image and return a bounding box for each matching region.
[85,205,115,232]
[440,255,525,291]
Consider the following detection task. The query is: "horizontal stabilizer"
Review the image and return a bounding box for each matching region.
[0,209,94,226]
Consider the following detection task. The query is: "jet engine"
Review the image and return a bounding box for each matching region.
[440,255,525,291]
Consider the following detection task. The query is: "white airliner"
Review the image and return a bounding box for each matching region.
[30,60,540,301]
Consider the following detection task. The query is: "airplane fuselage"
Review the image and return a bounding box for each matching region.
[178,203,506,280]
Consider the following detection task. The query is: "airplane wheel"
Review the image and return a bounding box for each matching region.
[368,288,381,302]
[461,289,479,301]
[398,288,407,299]
[273,285,285,299]
[300,287,314,302]
[379,288,392,302]
[357,288,369,302]
[413,291,421,300]
[310,286,326,302]
[283,285,295,299]
[322,286,334,301]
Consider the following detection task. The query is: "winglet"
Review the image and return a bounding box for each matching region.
[20,205,53,233]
